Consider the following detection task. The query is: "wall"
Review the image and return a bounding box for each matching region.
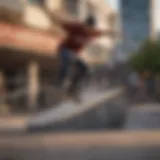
[0,0,53,30]
[46,0,63,11]
[80,0,118,65]
[23,3,52,30]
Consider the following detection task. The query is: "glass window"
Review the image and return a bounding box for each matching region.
[28,0,45,5]
[64,0,78,16]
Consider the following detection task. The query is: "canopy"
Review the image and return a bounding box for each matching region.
[0,22,64,56]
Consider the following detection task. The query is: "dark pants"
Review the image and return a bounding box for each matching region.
[68,59,88,93]
[58,49,88,93]
[58,49,73,86]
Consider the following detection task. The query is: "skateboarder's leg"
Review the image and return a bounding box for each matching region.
[57,49,72,86]
[68,59,88,94]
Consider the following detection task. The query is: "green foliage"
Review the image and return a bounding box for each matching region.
[129,40,160,73]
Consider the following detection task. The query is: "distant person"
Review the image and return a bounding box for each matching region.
[128,71,140,98]
[107,60,116,86]
[146,72,155,98]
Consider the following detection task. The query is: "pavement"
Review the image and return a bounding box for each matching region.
[1,88,160,160]
[1,131,160,160]
[0,87,123,133]
[125,103,160,130]
[1,131,160,147]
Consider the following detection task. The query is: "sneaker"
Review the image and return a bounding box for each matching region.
[68,90,81,103]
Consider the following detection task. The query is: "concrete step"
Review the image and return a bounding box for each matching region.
[28,87,124,131]
[125,104,160,130]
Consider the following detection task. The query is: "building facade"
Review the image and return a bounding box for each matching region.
[120,0,151,56]
[0,0,66,112]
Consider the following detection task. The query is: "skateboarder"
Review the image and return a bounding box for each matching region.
[57,47,88,101]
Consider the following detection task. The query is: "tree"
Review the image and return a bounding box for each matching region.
[129,40,160,73]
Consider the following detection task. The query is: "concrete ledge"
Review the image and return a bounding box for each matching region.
[28,87,124,131]
[0,87,123,133]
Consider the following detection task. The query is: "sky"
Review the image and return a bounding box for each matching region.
[106,0,119,11]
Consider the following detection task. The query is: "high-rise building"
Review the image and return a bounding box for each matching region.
[120,0,151,54]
